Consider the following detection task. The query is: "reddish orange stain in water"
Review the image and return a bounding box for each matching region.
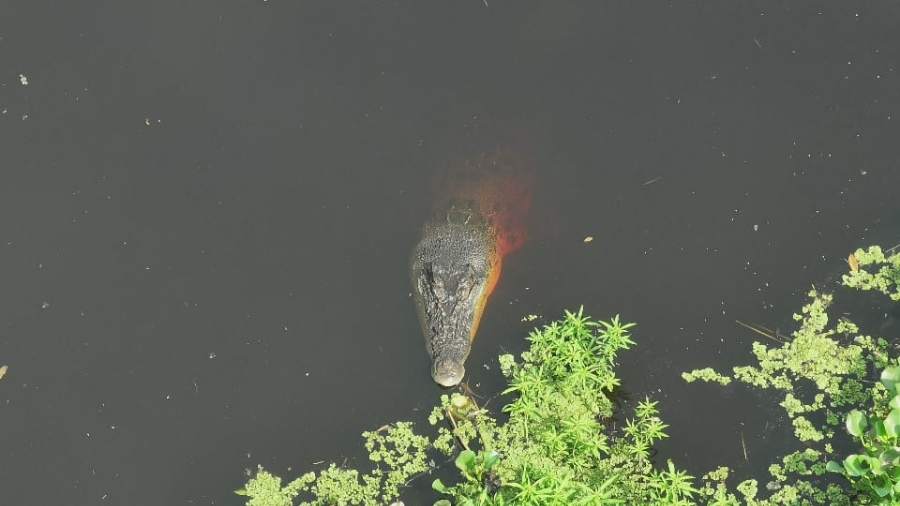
[433,147,534,340]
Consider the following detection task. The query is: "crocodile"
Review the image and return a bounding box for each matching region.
[410,199,502,387]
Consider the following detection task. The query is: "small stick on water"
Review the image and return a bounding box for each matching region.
[446,408,471,451]
[735,319,785,343]
[459,381,484,403]
[642,176,662,186]
[741,431,749,462]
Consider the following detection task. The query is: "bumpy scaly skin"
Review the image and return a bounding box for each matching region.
[410,201,498,387]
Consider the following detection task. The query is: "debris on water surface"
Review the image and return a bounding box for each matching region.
[449,393,478,420]
[208,352,216,359]
[847,253,860,272]
[40,301,50,310]
[18,74,28,86]
[0,365,8,380]
[583,236,594,243]
[740,431,749,462]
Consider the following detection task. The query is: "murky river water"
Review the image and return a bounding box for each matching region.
[2,1,900,504]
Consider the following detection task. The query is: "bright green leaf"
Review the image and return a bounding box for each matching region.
[882,367,900,394]
[846,410,869,437]
[885,409,900,438]
[483,451,501,471]
[826,461,844,474]
[844,454,873,477]
[881,449,900,466]
[455,450,476,474]
[872,474,892,497]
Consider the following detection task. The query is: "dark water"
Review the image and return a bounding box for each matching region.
[2,1,900,504]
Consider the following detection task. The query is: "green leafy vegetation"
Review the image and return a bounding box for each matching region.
[237,243,900,505]
[235,422,430,505]
[825,365,900,502]
[843,246,900,300]
[683,244,900,505]
[238,311,697,505]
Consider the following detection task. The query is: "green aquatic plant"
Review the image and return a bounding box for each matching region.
[824,365,900,503]
[681,367,731,386]
[237,243,900,505]
[424,311,693,505]
[236,422,430,506]
[683,244,900,505]
[238,310,694,505]
[843,245,900,300]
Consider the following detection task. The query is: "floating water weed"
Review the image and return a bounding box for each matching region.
[686,244,900,505]
[238,310,692,505]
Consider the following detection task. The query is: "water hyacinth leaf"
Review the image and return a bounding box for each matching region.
[826,461,844,474]
[881,367,900,394]
[433,500,452,506]
[875,420,888,439]
[871,475,892,497]
[870,457,885,476]
[880,448,900,466]
[885,409,900,438]
[846,410,869,437]
[844,454,873,477]
[482,451,500,471]
[432,479,448,493]
[455,450,476,474]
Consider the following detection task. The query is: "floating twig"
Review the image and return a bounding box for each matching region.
[740,431,749,462]
[735,320,785,343]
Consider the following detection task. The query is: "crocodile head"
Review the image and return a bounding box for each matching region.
[410,201,499,387]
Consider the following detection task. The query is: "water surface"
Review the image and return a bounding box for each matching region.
[2,1,900,504]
